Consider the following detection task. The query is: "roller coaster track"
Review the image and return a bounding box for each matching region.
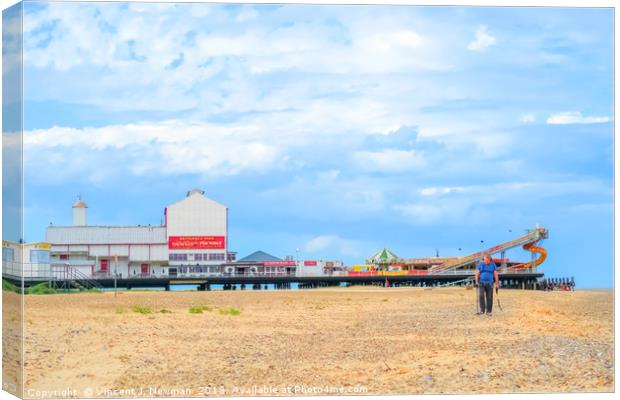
[429,227,549,274]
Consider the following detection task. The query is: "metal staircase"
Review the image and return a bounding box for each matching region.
[50,264,104,291]
[69,267,104,290]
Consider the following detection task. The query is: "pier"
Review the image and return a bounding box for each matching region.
[5,271,544,291]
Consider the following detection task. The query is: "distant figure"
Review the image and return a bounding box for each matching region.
[475,253,499,317]
[570,276,575,291]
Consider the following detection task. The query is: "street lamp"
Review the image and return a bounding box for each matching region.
[114,255,118,297]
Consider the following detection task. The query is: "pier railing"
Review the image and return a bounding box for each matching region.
[2,262,103,290]
[3,262,539,282]
[3,261,53,280]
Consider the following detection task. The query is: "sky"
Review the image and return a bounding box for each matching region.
[6,2,614,287]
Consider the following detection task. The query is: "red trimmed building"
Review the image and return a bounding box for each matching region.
[45,189,236,279]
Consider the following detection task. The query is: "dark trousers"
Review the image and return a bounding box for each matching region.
[478,283,494,313]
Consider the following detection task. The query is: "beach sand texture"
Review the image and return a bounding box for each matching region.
[22,287,613,397]
[3,291,23,397]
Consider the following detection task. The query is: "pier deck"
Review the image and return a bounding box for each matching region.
[4,271,544,290]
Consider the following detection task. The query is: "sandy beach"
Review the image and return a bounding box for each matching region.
[3,291,23,396]
[21,287,613,397]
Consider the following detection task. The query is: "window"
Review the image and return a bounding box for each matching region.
[30,250,50,264]
[194,254,203,261]
[207,253,225,261]
[2,247,14,262]
[169,253,188,261]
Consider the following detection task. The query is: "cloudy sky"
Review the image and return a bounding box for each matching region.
[12,3,613,287]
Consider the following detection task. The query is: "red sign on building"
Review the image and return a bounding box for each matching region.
[304,260,318,266]
[168,236,226,249]
[263,260,296,267]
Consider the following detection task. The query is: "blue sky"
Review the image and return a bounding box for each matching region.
[11,3,613,287]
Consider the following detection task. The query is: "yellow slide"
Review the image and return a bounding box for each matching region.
[512,242,547,269]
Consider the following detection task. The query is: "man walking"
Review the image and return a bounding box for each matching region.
[475,253,499,316]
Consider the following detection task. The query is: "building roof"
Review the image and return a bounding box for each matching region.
[236,250,282,263]
[46,225,167,245]
[370,247,399,263]
[166,188,226,210]
[72,199,88,208]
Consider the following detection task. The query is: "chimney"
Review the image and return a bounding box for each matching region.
[72,195,88,226]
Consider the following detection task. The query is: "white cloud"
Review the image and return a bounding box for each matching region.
[2,7,23,75]
[395,179,611,225]
[235,6,258,23]
[18,3,613,205]
[393,202,474,225]
[23,121,281,181]
[419,186,465,196]
[304,235,372,258]
[519,113,536,123]
[22,3,462,115]
[366,30,424,50]
[467,25,496,52]
[546,111,610,125]
[2,132,22,150]
[352,149,425,173]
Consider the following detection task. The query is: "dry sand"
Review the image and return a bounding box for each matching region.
[20,287,613,397]
[3,291,23,397]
